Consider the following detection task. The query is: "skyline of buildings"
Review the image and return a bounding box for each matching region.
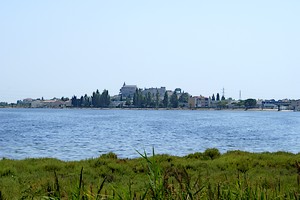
[1,82,300,111]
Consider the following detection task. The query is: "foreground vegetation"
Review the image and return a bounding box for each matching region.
[1,149,300,199]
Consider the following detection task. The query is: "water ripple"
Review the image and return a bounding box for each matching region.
[1,109,300,160]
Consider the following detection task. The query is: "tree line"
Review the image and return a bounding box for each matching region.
[71,88,190,108]
[123,89,189,108]
[71,89,257,109]
[211,93,225,101]
[71,89,110,108]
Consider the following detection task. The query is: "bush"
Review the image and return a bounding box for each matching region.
[204,148,221,160]
[100,152,118,159]
[186,152,204,159]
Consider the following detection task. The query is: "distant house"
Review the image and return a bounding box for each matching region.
[261,99,291,110]
[290,100,300,111]
[262,99,278,109]
[31,99,71,108]
[23,98,33,103]
[0,102,8,107]
[277,99,291,110]
[189,96,211,108]
[119,82,137,98]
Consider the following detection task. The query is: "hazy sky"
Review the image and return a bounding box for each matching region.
[1,1,299,103]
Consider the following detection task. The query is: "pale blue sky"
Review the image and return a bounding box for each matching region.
[1,1,299,103]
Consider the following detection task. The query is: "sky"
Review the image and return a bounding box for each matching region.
[0,1,299,103]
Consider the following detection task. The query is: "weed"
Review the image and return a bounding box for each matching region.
[1,149,300,199]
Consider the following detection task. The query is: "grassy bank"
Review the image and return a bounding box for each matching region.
[1,149,300,199]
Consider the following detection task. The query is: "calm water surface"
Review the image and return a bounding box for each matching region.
[1,108,300,160]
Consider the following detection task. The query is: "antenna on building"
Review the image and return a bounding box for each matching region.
[222,87,225,97]
[239,90,242,100]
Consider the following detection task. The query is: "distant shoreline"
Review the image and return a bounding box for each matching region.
[0,106,296,112]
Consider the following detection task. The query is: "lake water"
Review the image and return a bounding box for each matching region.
[1,108,300,161]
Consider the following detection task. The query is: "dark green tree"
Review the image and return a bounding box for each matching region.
[79,96,84,107]
[217,100,227,109]
[92,89,101,107]
[236,100,245,107]
[212,94,215,101]
[98,89,110,107]
[216,93,220,101]
[104,90,110,107]
[71,95,79,107]
[178,92,189,103]
[170,91,179,108]
[125,97,131,106]
[83,94,91,107]
[221,95,225,101]
[244,99,257,109]
[155,90,160,108]
[150,93,156,107]
[162,91,169,108]
[61,96,69,101]
[146,92,152,107]
[133,89,139,107]
[92,92,96,106]
[133,88,144,108]
[99,94,104,107]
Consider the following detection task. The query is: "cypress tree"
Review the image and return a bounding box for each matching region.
[71,96,78,107]
[216,93,220,101]
[163,91,169,108]
[92,90,101,107]
[146,92,152,107]
[155,90,160,108]
[170,91,179,108]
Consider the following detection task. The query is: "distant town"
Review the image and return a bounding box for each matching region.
[1,82,300,111]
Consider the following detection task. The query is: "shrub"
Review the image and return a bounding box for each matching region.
[100,152,118,159]
[204,148,221,160]
[186,152,204,159]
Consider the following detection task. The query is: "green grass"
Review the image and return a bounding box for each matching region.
[1,149,300,199]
